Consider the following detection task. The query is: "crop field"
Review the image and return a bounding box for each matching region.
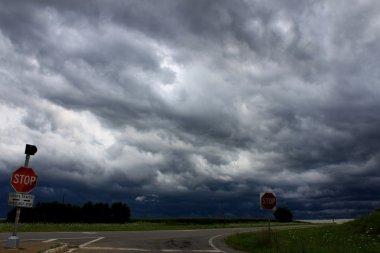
[0,218,300,232]
[225,211,380,253]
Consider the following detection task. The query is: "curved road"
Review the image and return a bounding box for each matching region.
[0,225,315,253]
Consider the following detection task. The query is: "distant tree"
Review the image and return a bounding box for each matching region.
[7,202,80,223]
[274,207,293,222]
[111,202,131,223]
[7,208,15,222]
[7,201,131,223]
[7,207,35,222]
[35,202,78,223]
[34,202,63,223]
[82,202,95,223]
[92,202,111,223]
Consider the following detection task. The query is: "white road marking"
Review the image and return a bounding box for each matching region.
[41,237,100,240]
[73,234,223,252]
[79,236,105,248]
[208,233,228,253]
[43,238,58,243]
[44,233,226,252]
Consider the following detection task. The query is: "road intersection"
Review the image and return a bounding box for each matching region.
[0,225,316,252]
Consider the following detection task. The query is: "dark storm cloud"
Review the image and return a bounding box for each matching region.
[1,0,380,218]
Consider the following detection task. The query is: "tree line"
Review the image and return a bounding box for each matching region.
[7,201,131,223]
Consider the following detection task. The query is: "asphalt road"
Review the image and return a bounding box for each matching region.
[0,225,316,253]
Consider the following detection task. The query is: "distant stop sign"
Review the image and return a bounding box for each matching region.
[260,192,277,210]
[11,167,38,193]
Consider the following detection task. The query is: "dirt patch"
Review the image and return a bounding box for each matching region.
[2,242,59,253]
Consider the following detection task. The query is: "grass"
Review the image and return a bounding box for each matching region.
[0,219,301,232]
[225,211,380,253]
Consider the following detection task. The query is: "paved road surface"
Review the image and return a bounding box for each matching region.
[0,225,315,252]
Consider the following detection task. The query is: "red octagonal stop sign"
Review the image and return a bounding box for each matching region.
[260,192,277,210]
[10,167,38,193]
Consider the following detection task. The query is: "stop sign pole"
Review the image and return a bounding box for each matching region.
[6,144,38,249]
[260,192,277,243]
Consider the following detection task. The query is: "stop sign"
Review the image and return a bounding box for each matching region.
[10,167,38,193]
[260,192,277,210]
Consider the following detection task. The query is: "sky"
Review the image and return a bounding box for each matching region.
[0,0,380,219]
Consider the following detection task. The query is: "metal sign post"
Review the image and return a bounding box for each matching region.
[260,192,277,245]
[5,144,37,249]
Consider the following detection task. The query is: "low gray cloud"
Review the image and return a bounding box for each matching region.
[0,0,379,219]
[136,194,160,203]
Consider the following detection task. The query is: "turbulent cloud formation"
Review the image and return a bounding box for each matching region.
[1,0,380,219]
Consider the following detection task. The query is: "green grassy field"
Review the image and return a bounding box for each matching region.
[0,218,300,232]
[225,211,380,253]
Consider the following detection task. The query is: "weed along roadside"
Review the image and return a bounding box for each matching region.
[225,210,380,253]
